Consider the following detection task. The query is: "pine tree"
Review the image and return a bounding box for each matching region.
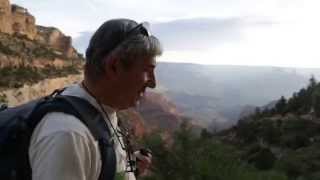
[275,96,287,115]
[308,75,317,89]
[312,86,320,117]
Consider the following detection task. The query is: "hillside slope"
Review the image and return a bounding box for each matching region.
[219,77,320,179]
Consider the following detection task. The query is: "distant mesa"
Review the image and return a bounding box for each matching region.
[0,0,78,59]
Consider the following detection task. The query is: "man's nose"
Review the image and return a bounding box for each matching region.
[147,73,156,89]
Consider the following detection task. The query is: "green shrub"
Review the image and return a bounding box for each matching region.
[0,65,80,89]
[281,134,310,149]
[247,147,276,170]
[141,125,287,180]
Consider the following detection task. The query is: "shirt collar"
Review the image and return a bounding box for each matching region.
[61,83,118,126]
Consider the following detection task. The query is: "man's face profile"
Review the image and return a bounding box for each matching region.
[113,57,156,109]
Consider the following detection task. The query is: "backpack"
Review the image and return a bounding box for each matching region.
[0,90,116,180]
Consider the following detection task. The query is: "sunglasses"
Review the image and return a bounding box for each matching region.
[125,22,151,38]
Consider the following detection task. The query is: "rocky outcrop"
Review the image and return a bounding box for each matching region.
[0,0,80,60]
[36,26,79,58]
[0,32,81,68]
[0,0,36,39]
[11,4,37,39]
[136,91,183,131]
[0,0,12,34]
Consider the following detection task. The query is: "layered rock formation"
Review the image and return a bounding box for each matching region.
[36,26,79,59]
[0,32,79,68]
[0,1,36,39]
[0,0,83,92]
[0,0,79,60]
[136,91,183,131]
[0,0,13,35]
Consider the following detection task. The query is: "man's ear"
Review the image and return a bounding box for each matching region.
[103,56,119,79]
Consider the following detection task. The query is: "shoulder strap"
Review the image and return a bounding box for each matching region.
[54,96,111,140]
[29,95,117,180]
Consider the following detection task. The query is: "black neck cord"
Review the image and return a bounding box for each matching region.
[81,82,136,172]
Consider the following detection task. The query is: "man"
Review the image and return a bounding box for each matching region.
[29,19,162,180]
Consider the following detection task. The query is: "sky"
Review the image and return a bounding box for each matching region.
[11,0,320,68]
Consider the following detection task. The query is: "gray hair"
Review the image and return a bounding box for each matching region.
[109,34,162,69]
[85,32,162,80]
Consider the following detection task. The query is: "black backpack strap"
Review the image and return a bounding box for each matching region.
[28,95,116,180]
[53,96,117,180]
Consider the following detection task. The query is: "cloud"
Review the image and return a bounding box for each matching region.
[10,0,282,36]
[152,18,244,51]
[72,17,244,53]
[153,17,279,51]
[73,17,277,54]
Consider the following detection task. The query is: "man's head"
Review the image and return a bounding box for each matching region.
[84,19,162,110]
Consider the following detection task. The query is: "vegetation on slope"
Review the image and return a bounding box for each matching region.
[141,122,287,180]
[138,76,320,180]
[223,76,320,179]
[0,65,81,90]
